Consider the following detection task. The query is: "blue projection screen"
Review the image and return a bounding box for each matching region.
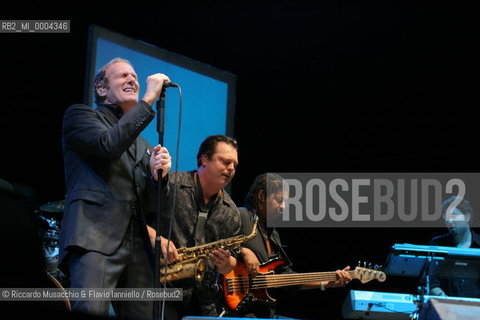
[85,26,236,171]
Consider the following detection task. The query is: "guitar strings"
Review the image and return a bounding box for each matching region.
[227,271,348,291]
[230,278,341,289]
[226,270,381,291]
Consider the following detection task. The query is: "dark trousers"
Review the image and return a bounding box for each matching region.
[67,217,153,320]
[163,280,220,320]
[163,295,218,320]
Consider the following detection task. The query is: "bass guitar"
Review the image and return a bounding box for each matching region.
[222,258,386,311]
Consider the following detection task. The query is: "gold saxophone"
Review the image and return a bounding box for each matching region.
[160,216,258,283]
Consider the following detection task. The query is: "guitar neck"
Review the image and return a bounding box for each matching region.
[251,270,356,289]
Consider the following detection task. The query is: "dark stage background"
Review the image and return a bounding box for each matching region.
[2,2,479,319]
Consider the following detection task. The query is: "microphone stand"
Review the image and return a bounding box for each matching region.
[412,254,433,320]
[153,86,166,320]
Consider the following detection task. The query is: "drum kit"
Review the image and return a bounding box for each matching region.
[35,199,72,311]
[36,200,69,287]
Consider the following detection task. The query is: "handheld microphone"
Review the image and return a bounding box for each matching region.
[163,81,179,88]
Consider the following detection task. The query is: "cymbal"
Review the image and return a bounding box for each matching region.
[39,200,64,213]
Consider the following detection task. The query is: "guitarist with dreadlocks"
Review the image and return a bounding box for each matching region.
[223,173,352,318]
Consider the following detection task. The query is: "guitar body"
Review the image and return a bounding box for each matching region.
[223,258,286,311]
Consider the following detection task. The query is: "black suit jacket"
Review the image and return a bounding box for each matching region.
[59,102,156,270]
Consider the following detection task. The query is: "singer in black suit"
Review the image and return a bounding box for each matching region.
[59,58,173,320]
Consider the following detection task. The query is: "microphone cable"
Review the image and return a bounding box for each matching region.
[160,83,183,320]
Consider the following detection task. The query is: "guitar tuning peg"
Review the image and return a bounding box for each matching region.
[363,261,367,268]
[368,263,372,269]
[358,260,361,267]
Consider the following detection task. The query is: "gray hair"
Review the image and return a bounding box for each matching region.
[93,58,133,105]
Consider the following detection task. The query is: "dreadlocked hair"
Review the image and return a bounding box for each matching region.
[245,173,284,213]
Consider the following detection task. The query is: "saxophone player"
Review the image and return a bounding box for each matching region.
[152,135,241,319]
